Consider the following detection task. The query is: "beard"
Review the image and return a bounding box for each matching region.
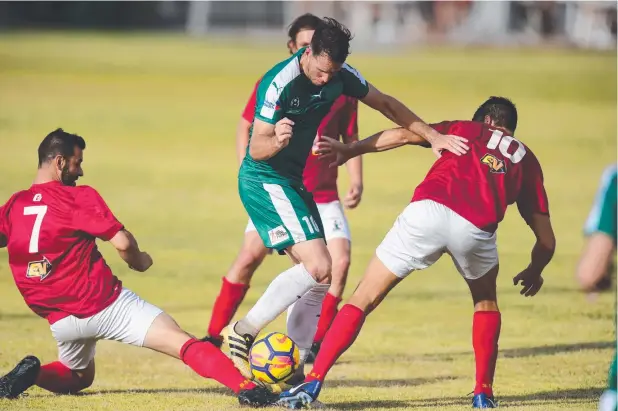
[61,164,78,186]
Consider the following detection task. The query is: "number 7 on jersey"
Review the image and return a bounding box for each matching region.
[24,205,47,253]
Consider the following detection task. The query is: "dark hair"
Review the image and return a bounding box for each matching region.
[472,96,518,132]
[287,13,321,43]
[310,17,352,65]
[38,128,86,167]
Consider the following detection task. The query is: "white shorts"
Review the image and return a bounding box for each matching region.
[245,200,351,242]
[50,288,163,370]
[376,200,498,280]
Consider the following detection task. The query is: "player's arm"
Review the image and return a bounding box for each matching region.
[341,99,363,209]
[576,232,614,292]
[109,229,153,273]
[360,84,468,156]
[236,81,259,166]
[513,157,555,296]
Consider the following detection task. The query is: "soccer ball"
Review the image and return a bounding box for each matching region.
[249,332,300,384]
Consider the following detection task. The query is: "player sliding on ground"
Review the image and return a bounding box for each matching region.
[278,97,557,409]
[223,16,469,383]
[0,129,277,407]
[204,13,363,368]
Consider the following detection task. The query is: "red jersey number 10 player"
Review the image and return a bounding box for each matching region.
[0,129,276,406]
[278,97,556,409]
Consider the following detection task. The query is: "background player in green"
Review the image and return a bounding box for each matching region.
[576,164,617,411]
[224,17,470,379]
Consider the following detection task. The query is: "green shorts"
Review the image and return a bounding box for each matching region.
[239,178,324,251]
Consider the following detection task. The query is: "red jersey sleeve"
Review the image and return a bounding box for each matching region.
[73,186,124,241]
[516,153,550,224]
[241,79,260,123]
[340,98,359,141]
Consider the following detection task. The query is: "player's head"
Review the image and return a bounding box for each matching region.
[37,128,85,186]
[472,96,518,133]
[303,17,352,86]
[287,13,321,54]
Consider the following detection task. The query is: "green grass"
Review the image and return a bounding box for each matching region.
[0,32,616,410]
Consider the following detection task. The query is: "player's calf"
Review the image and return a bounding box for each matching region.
[36,360,95,394]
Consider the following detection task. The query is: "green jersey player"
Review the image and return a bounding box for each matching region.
[576,164,616,411]
[223,17,470,381]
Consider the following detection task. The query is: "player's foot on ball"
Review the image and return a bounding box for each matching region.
[305,342,320,364]
[277,380,322,409]
[223,321,254,378]
[269,372,306,394]
[0,355,41,399]
[237,385,278,407]
[472,393,497,408]
[199,334,223,349]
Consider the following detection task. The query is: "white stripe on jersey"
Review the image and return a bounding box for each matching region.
[260,58,301,120]
[342,63,366,85]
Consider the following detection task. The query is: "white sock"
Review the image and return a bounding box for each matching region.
[286,283,330,378]
[238,264,318,336]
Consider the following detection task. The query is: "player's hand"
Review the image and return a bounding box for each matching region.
[314,136,353,168]
[513,266,544,297]
[130,252,153,272]
[275,118,294,148]
[344,183,363,209]
[431,134,469,158]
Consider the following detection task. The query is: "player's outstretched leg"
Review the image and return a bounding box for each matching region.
[466,265,500,409]
[278,256,402,409]
[0,356,40,398]
[224,238,331,379]
[204,230,268,347]
[307,237,350,363]
[143,311,277,407]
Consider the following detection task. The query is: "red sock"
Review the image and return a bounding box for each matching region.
[180,339,255,394]
[306,304,365,382]
[313,292,342,344]
[472,311,501,397]
[36,361,90,394]
[208,277,249,339]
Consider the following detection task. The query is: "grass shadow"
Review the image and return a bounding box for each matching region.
[327,376,457,388]
[75,387,232,397]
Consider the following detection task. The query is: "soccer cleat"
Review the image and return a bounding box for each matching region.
[472,393,498,408]
[223,321,254,378]
[268,372,306,394]
[277,380,322,409]
[305,342,320,364]
[237,385,279,407]
[0,356,41,399]
[199,335,223,349]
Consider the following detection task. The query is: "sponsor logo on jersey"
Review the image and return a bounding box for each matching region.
[309,90,324,102]
[272,81,283,94]
[268,226,290,246]
[481,153,507,174]
[26,257,52,281]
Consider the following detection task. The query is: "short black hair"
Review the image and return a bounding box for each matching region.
[287,13,321,43]
[38,128,86,167]
[310,17,352,65]
[472,96,518,132]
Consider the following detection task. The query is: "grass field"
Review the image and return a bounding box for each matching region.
[0,32,616,411]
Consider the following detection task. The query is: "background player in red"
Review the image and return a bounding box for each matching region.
[0,129,276,407]
[278,97,557,409]
[205,13,362,364]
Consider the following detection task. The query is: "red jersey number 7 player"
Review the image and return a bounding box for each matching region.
[278,97,556,409]
[0,129,277,407]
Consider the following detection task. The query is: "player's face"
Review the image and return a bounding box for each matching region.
[58,146,84,186]
[291,29,314,53]
[304,48,341,87]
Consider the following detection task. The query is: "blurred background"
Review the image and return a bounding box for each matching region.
[0,2,616,410]
[1,1,616,50]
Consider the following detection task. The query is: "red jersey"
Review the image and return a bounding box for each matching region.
[0,181,124,324]
[241,79,358,203]
[412,120,549,232]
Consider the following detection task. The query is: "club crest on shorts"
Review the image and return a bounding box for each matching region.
[481,153,507,174]
[333,219,342,231]
[26,257,52,281]
[268,225,290,246]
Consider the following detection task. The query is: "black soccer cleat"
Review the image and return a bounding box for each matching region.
[199,335,223,349]
[237,385,279,407]
[0,355,41,399]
